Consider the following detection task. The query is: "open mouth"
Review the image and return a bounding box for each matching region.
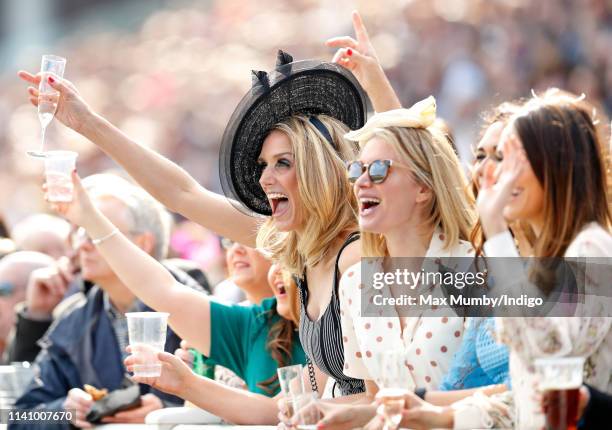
[268,192,289,217]
[275,282,287,297]
[360,197,381,216]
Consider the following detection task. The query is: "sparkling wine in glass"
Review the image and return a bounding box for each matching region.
[293,393,320,430]
[27,54,66,158]
[377,388,406,430]
[376,349,409,430]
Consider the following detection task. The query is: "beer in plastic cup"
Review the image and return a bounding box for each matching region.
[535,357,585,430]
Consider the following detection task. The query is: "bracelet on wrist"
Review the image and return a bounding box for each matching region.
[92,228,120,245]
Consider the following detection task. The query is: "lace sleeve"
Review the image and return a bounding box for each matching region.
[451,389,514,429]
[439,318,481,390]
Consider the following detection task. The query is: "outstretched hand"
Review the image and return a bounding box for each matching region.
[18,71,93,134]
[326,11,380,88]
[174,339,195,368]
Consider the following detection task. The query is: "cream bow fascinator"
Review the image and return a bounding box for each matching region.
[344,96,437,142]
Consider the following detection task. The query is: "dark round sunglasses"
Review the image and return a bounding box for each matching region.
[346,159,395,184]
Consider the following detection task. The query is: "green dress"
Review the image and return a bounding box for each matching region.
[193,297,306,397]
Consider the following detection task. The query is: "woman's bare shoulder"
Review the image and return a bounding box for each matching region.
[338,238,361,276]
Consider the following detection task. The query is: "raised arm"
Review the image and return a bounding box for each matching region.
[19,71,258,246]
[326,10,402,113]
[50,172,214,356]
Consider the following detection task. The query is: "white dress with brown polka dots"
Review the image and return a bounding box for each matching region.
[339,228,474,391]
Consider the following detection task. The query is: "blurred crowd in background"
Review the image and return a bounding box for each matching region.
[0,0,611,276]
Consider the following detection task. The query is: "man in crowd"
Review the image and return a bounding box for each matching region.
[10,214,72,260]
[0,251,54,360]
[13,174,206,429]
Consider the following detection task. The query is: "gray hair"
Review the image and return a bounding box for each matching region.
[11,214,71,244]
[82,174,172,260]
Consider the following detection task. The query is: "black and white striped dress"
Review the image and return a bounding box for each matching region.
[297,233,365,396]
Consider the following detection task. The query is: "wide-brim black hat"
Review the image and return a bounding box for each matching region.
[219,50,370,216]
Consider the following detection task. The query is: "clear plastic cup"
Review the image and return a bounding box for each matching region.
[39,55,66,94]
[292,393,321,430]
[44,150,78,202]
[278,364,305,398]
[0,363,34,407]
[535,357,585,430]
[126,312,169,377]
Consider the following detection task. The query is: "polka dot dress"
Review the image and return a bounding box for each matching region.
[339,229,473,391]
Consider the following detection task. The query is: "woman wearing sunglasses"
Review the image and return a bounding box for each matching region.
[339,95,475,391]
[303,97,476,429]
[323,12,512,405]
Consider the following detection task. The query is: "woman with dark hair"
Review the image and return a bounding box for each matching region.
[137,263,303,397]
[370,90,612,430]
[473,89,612,428]
[469,103,535,258]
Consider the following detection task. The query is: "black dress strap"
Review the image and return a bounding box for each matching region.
[332,231,360,295]
[297,231,360,300]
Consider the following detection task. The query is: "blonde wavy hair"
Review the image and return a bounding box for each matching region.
[256,114,359,277]
[360,125,477,257]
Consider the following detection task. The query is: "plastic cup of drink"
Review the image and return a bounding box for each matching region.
[126,312,169,377]
[278,364,304,398]
[0,363,34,407]
[292,393,320,430]
[535,357,585,430]
[44,151,78,202]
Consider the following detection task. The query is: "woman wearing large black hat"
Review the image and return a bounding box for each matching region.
[19,47,371,419]
[220,50,370,399]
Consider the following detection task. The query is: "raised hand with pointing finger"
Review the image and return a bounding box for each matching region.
[326,10,402,112]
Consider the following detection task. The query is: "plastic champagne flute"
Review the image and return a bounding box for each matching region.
[376,349,409,430]
[27,54,66,158]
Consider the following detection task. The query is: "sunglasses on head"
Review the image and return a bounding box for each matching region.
[346,159,396,184]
